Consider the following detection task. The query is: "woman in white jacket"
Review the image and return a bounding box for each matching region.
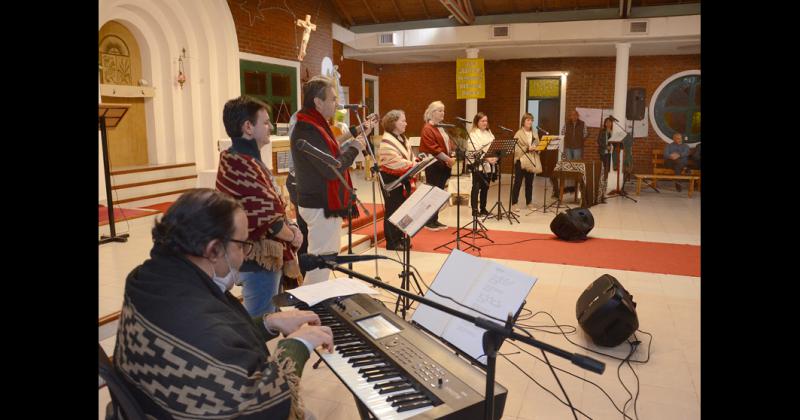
[466,112,496,216]
[511,113,540,211]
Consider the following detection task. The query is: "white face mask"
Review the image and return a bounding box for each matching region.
[211,250,239,292]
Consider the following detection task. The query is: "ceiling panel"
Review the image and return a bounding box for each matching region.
[332,0,699,27]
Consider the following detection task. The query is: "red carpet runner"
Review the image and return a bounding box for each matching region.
[98,206,157,226]
[380,227,700,277]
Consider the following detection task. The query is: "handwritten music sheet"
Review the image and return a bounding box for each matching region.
[411,249,537,364]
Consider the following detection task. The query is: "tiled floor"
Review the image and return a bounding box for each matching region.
[99,174,700,419]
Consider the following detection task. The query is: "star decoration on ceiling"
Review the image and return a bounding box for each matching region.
[238,0,267,26]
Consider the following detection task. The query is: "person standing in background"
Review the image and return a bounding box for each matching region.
[419,100,454,232]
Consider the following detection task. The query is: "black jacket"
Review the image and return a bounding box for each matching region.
[290,120,361,218]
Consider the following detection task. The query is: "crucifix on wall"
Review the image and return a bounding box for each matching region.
[296,14,316,61]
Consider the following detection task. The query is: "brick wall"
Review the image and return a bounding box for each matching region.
[372,54,700,173]
[375,62,466,137]
[227,0,339,80]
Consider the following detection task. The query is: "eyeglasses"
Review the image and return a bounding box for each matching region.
[230,239,255,256]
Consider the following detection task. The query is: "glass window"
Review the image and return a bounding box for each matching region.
[653,74,701,143]
[244,71,267,95]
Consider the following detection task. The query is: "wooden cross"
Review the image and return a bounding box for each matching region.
[296,14,316,61]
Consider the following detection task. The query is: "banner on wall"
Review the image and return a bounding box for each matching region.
[456,58,485,99]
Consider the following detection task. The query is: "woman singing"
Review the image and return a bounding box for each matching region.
[378,110,419,251]
[597,116,614,179]
[466,112,496,217]
[512,113,541,211]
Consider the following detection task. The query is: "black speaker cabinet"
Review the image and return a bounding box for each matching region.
[626,87,646,121]
[550,208,594,241]
[576,274,639,347]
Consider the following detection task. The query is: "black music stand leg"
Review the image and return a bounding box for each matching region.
[483,156,519,225]
[457,211,493,243]
[606,125,638,203]
[99,117,129,245]
[482,313,513,420]
[528,175,555,215]
[394,234,423,318]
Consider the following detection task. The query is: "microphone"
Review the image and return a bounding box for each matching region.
[497,125,514,133]
[434,123,455,128]
[296,139,341,168]
[455,117,472,124]
[536,126,550,135]
[298,253,389,271]
[608,115,619,122]
[337,103,365,110]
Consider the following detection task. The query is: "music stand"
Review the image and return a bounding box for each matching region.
[482,139,519,224]
[99,103,131,245]
[606,126,638,203]
[434,131,477,253]
[387,184,451,319]
[525,136,556,215]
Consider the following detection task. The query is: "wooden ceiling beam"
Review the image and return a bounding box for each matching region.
[390,0,406,20]
[439,0,474,24]
[420,0,431,18]
[474,0,486,16]
[461,0,475,20]
[362,0,380,24]
[331,0,355,26]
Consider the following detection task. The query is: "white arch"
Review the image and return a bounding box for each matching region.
[99,0,240,171]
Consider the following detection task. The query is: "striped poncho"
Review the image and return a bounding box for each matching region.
[216,143,301,281]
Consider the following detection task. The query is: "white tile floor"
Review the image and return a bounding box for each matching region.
[99,173,700,419]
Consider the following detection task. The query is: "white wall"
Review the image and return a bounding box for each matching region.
[99,0,241,195]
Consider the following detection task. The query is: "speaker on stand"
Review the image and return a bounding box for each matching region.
[626,87,646,121]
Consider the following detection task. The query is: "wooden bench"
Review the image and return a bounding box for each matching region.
[652,148,700,177]
[634,149,701,197]
[635,174,700,197]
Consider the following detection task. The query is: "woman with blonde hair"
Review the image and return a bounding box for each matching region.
[511,113,541,211]
[418,100,454,231]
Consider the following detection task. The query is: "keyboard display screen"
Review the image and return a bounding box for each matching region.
[356,314,401,339]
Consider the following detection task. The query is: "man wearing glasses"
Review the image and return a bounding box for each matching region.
[217,96,304,317]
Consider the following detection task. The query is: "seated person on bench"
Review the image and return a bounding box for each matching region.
[663,132,690,191]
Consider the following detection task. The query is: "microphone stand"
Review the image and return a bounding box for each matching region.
[303,145,377,276]
[309,260,606,420]
[434,121,479,252]
[353,110,386,278]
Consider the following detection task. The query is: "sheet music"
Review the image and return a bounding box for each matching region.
[607,131,628,143]
[388,184,450,237]
[543,135,562,150]
[411,250,537,364]
[288,277,380,306]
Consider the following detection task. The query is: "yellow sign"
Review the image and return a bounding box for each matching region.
[456,58,485,99]
[528,79,560,98]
